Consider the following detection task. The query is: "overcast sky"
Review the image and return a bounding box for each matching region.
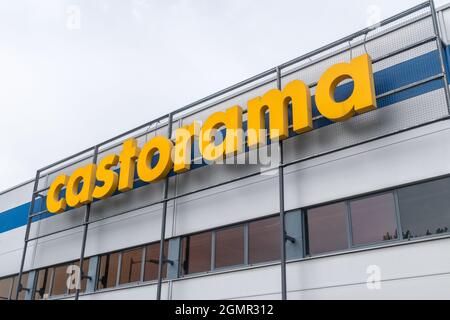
[0,0,448,191]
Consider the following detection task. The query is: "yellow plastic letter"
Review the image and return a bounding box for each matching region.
[92,154,119,200]
[137,136,174,182]
[65,164,97,208]
[46,174,68,214]
[174,121,200,173]
[247,79,312,148]
[199,105,243,161]
[315,54,377,122]
[118,138,140,192]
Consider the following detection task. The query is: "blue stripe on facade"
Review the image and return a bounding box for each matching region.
[0,47,448,234]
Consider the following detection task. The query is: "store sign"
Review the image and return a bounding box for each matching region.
[46,54,376,214]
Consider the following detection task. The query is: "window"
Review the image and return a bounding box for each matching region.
[180,231,212,275]
[0,276,13,300]
[144,241,168,282]
[306,202,349,255]
[34,268,52,300]
[97,252,119,290]
[119,247,143,285]
[67,259,90,295]
[10,273,28,300]
[215,225,245,269]
[249,217,280,264]
[398,178,450,239]
[350,193,398,246]
[51,264,70,296]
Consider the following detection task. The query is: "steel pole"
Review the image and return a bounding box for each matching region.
[74,146,99,301]
[156,113,174,300]
[276,67,288,300]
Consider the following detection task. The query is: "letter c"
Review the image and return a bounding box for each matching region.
[46,174,69,214]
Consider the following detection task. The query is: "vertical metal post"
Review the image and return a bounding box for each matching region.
[156,113,174,300]
[276,66,287,300]
[430,0,450,113]
[15,170,40,300]
[74,146,99,300]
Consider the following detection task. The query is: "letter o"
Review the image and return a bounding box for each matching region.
[137,136,174,182]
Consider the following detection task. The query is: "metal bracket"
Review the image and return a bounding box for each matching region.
[284,233,296,244]
[146,258,174,266]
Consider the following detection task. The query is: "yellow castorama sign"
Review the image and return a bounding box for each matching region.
[46,54,377,214]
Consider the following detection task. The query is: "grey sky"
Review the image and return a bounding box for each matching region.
[0,0,448,191]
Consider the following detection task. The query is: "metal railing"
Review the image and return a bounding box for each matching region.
[14,0,450,300]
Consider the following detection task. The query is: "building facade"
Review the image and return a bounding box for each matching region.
[2,1,450,300]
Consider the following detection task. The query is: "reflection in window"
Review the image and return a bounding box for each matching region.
[215,226,244,269]
[307,202,349,255]
[350,193,398,245]
[51,264,70,296]
[144,241,168,282]
[97,252,119,290]
[67,259,90,295]
[119,248,143,285]
[10,273,28,300]
[249,217,280,264]
[34,268,53,300]
[0,277,13,300]
[398,178,450,239]
[180,232,212,275]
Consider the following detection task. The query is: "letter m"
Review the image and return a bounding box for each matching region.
[247,79,312,148]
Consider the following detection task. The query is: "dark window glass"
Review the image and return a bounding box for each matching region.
[398,178,450,239]
[350,193,398,245]
[180,232,212,275]
[307,202,349,255]
[144,241,168,282]
[97,252,119,290]
[119,247,143,285]
[10,273,28,300]
[0,277,13,300]
[249,217,280,264]
[67,259,90,295]
[34,268,53,300]
[215,226,244,269]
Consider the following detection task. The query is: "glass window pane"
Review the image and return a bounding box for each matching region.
[215,226,244,269]
[144,241,168,282]
[10,273,28,300]
[0,277,13,300]
[180,232,212,275]
[398,178,450,239]
[119,248,143,285]
[249,217,280,264]
[34,268,52,300]
[307,202,349,255]
[350,193,398,246]
[68,259,90,295]
[51,264,69,296]
[97,252,119,290]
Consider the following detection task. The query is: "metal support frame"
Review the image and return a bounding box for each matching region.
[430,0,450,113]
[276,66,288,301]
[15,170,40,300]
[14,0,450,301]
[74,146,99,300]
[156,113,174,300]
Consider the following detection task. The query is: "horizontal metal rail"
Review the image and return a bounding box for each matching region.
[30,84,450,244]
[33,31,439,181]
[28,69,444,220]
[35,1,432,177]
